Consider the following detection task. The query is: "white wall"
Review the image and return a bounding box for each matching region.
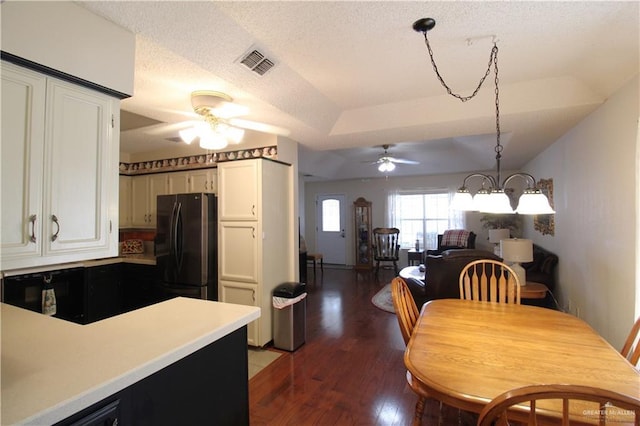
[1,1,135,95]
[522,75,639,348]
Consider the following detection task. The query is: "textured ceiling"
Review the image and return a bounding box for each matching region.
[79,1,639,180]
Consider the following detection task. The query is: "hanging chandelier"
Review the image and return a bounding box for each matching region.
[413,18,555,215]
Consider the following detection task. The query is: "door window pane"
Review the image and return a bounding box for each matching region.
[322,199,340,232]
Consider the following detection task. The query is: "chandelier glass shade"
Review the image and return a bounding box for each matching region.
[413,18,555,215]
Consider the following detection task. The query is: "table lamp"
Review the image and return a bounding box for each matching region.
[488,229,510,256]
[500,238,533,286]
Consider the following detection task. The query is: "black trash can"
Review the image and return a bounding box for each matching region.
[273,282,306,351]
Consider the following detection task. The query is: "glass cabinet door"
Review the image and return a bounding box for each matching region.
[353,197,372,270]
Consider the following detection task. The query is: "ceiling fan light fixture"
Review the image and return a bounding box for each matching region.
[226,126,245,144]
[179,127,198,144]
[378,160,396,173]
[199,132,228,150]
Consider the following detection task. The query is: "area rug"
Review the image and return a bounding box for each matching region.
[371,283,395,313]
[248,348,283,379]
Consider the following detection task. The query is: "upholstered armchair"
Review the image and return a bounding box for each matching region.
[426,230,476,256]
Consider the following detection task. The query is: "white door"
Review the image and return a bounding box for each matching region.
[316,194,347,265]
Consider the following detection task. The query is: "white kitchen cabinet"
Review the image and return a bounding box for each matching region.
[218,158,294,347]
[168,169,217,194]
[1,61,119,270]
[219,222,259,283]
[188,168,217,193]
[219,280,259,346]
[167,171,190,195]
[218,161,259,221]
[1,62,46,262]
[131,174,169,228]
[119,176,132,228]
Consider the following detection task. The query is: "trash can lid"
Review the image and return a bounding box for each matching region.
[273,282,306,298]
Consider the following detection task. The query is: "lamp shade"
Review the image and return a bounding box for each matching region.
[488,229,510,244]
[500,238,533,263]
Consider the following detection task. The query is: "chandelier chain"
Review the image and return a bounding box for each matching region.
[422,31,502,177]
[493,45,501,158]
[423,32,497,103]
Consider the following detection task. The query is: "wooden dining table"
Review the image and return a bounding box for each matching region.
[405,299,640,424]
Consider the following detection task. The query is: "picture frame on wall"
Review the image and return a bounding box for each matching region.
[534,178,555,236]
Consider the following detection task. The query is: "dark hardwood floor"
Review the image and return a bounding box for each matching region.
[248,266,475,426]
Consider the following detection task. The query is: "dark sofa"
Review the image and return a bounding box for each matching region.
[426,232,476,256]
[404,245,559,309]
[404,249,501,308]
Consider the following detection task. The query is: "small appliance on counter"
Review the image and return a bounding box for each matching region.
[155,193,218,301]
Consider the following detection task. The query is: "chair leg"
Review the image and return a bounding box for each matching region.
[412,396,426,426]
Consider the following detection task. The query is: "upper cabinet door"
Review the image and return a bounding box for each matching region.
[218,160,259,221]
[0,63,46,261]
[189,168,217,193]
[43,79,115,255]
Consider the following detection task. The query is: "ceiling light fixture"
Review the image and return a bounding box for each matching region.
[413,18,555,215]
[179,91,246,151]
[378,158,396,173]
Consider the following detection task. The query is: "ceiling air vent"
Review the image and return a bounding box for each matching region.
[238,48,275,76]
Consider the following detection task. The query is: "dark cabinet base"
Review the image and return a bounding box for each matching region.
[56,327,249,426]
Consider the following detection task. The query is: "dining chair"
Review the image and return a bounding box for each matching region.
[459,259,521,304]
[390,277,431,425]
[621,316,640,366]
[372,227,400,276]
[477,383,640,426]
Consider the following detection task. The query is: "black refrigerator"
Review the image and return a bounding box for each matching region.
[155,193,217,301]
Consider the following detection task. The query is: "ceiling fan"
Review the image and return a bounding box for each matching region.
[367,144,420,172]
[149,91,290,150]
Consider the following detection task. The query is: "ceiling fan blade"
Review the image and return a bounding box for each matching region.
[143,120,198,136]
[228,118,291,136]
[388,158,420,165]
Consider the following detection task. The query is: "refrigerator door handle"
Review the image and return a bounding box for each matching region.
[170,201,178,267]
[175,202,184,273]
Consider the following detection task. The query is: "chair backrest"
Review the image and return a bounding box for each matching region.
[390,277,419,346]
[477,384,640,426]
[459,259,521,304]
[621,316,640,366]
[372,227,400,260]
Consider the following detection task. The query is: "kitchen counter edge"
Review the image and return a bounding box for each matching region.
[1,298,260,425]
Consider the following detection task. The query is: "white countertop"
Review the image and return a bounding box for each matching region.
[1,298,260,425]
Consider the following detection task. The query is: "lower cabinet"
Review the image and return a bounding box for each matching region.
[121,263,162,313]
[85,263,123,323]
[54,327,249,426]
[220,280,259,346]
